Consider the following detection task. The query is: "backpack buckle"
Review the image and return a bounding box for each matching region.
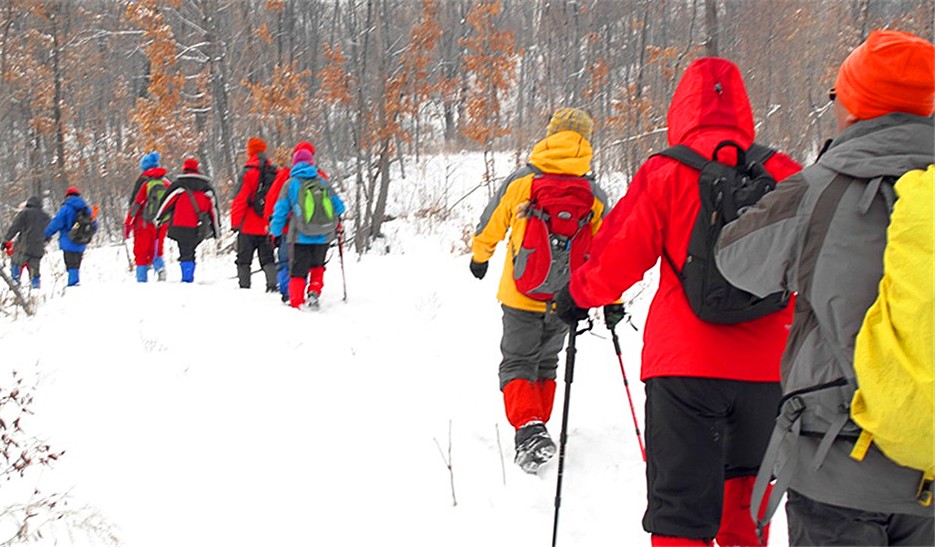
[916,477,933,507]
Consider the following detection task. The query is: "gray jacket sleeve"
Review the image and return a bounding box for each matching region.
[3,211,26,243]
[715,173,810,298]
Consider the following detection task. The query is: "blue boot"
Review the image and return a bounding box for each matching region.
[180,261,195,283]
[10,265,21,285]
[67,269,80,287]
[30,276,40,289]
[153,256,167,281]
[136,265,149,282]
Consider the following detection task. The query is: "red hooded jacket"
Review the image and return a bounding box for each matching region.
[230,154,273,235]
[569,58,802,382]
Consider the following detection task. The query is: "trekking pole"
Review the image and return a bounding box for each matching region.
[123,238,134,272]
[552,319,591,547]
[610,327,646,462]
[337,224,348,302]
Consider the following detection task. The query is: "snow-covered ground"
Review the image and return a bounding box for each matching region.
[0,153,787,546]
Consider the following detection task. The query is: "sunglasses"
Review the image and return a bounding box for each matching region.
[829,88,837,102]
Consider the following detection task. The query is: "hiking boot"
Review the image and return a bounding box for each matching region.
[156,268,167,282]
[514,421,556,474]
[305,291,320,309]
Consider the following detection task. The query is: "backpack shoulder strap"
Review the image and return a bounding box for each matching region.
[747,143,776,165]
[653,145,709,171]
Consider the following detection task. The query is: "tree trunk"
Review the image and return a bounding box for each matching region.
[704,0,719,58]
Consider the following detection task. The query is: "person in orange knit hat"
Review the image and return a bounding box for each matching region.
[833,29,935,124]
[714,29,933,546]
[230,137,279,291]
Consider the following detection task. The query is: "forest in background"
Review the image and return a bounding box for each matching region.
[0,0,931,252]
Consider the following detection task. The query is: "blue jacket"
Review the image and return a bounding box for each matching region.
[270,162,346,245]
[44,195,97,252]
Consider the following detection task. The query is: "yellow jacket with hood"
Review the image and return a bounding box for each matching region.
[471,130,609,312]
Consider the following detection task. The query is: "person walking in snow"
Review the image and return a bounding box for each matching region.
[715,31,934,546]
[44,186,97,287]
[263,141,328,303]
[125,151,170,282]
[2,196,51,288]
[269,147,345,309]
[154,158,220,283]
[231,137,278,292]
[470,107,610,474]
[552,58,802,547]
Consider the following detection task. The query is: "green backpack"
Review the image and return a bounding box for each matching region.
[141,178,168,224]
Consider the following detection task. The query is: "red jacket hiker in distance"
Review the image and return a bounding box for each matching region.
[125,167,169,269]
[230,153,272,235]
[569,60,802,384]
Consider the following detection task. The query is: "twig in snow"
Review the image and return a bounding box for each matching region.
[433,420,457,507]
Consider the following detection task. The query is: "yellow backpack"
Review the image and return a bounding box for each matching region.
[851,165,934,503]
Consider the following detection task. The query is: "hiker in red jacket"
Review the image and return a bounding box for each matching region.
[230,137,277,291]
[155,158,220,283]
[553,58,802,547]
[125,151,170,282]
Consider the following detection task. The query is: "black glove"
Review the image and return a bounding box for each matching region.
[603,303,626,330]
[553,285,590,326]
[469,260,488,280]
[271,235,282,248]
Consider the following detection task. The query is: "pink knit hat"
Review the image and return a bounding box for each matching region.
[292,148,314,165]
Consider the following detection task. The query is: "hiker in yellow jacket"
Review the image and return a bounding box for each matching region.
[470,108,609,473]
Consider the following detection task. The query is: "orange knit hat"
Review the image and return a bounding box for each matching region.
[834,30,935,120]
[246,137,267,157]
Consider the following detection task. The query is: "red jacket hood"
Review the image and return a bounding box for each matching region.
[142,167,167,178]
[667,57,755,147]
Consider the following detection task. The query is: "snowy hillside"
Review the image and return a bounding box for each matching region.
[0,154,788,546]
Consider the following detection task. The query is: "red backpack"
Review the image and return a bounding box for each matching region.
[513,173,594,301]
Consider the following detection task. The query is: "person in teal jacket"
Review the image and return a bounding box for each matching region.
[269,149,346,309]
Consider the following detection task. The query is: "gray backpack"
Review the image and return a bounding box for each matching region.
[290,176,337,238]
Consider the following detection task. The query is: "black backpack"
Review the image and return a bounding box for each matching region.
[654,140,789,324]
[69,208,96,244]
[245,159,277,216]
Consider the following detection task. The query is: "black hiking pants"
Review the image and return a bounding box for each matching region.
[63,250,82,270]
[235,233,274,268]
[235,233,274,288]
[289,243,329,276]
[642,376,780,540]
[172,230,199,263]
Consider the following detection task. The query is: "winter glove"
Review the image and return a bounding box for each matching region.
[603,303,626,331]
[553,285,590,326]
[469,260,488,280]
[2,241,12,256]
[271,235,282,248]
